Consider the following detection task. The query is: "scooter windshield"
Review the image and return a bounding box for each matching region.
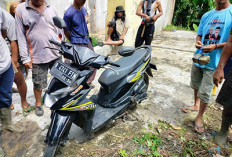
[73,46,99,66]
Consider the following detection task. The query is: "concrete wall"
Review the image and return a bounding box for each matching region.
[95,0,107,32]
[106,0,176,46]
[155,0,176,32]
[0,0,176,47]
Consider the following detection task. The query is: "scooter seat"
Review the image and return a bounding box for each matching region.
[99,48,149,89]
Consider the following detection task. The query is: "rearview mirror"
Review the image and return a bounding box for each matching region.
[53,16,67,29]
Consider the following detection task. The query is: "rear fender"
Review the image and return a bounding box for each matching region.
[150,63,157,70]
[146,66,153,77]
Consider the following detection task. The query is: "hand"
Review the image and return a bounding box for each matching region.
[152,16,158,22]
[195,41,203,49]
[119,35,124,40]
[213,68,224,87]
[24,61,32,69]
[145,15,150,22]
[202,44,216,53]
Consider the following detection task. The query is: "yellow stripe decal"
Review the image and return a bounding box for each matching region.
[60,96,81,110]
[129,58,150,83]
[65,101,93,110]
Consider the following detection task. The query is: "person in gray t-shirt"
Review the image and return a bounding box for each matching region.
[0,8,23,153]
[15,0,64,116]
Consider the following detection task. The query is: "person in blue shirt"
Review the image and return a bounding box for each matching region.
[64,0,96,84]
[182,0,232,134]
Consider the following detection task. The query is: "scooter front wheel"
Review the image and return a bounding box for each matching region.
[44,144,58,157]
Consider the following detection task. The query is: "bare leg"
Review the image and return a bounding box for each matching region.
[195,101,207,133]
[34,88,42,107]
[182,89,200,112]
[107,27,114,41]
[103,40,124,46]
[14,68,29,108]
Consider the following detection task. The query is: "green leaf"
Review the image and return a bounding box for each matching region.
[193,23,198,32]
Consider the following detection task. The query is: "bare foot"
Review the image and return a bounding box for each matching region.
[182,105,199,113]
[22,101,30,109]
[195,119,205,134]
[106,38,112,42]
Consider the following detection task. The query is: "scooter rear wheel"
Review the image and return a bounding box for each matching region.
[44,144,58,157]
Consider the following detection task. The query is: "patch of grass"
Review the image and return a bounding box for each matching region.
[118,149,128,157]
[90,35,102,47]
[133,132,162,156]
[164,24,191,31]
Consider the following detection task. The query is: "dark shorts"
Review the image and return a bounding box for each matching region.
[0,64,14,108]
[32,59,59,90]
[135,24,155,48]
[216,71,232,110]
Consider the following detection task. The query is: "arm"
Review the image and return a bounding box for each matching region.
[120,27,128,40]
[136,1,150,22]
[63,13,71,41]
[213,35,232,86]
[195,35,203,49]
[2,9,20,67]
[152,0,163,21]
[15,9,32,68]
[11,41,19,68]
[203,42,226,53]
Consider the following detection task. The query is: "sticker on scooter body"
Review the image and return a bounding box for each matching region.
[50,60,79,86]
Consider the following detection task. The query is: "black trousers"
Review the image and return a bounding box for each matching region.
[135,24,155,48]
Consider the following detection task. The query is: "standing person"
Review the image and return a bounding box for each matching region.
[15,0,64,116]
[102,6,129,46]
[182,0,232,134]
[63,0,96,84]
[6,0,33,114]
[0,6,23,151]
[135,0,163,48]
[213,33,232,145]
[9,0,26,17]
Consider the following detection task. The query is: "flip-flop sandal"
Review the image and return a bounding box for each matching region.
[195,122,205,134]
[12,87,19,93]
[182,107,199,113]
[22,104,35,116]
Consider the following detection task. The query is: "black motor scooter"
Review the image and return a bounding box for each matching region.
[43,17,157,157]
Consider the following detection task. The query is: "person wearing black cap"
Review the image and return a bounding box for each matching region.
[135,0,163,48]
[102,6,129,46]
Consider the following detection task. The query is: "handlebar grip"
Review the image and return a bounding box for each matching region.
[49,40,61,46]
[109,62,120,67]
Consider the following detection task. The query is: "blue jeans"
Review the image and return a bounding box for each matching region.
[0,64,14,108]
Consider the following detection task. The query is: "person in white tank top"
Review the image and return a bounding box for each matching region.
[135,0,163,48]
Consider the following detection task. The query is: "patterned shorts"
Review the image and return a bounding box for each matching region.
[32,59,59,90]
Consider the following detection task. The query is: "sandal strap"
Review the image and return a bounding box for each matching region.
[23,104,35,112]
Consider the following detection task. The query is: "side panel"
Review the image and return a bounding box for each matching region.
[127,58,150,83]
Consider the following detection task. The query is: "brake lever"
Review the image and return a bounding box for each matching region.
[103,66,119,75]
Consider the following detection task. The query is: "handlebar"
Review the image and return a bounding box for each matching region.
[49,40,61,46]
[108,61,120,67]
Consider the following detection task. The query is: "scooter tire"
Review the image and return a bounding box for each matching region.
[44,144,58,157]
